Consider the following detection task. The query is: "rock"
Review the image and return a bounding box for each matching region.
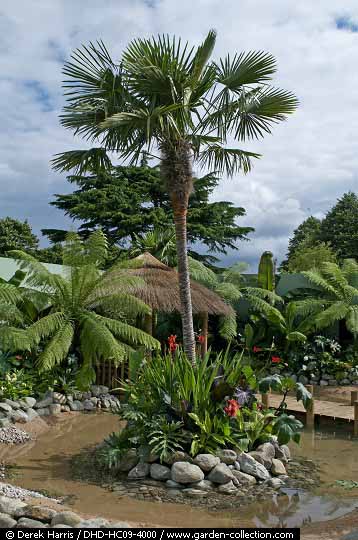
[231,470,257,485]
[256,442,276,463]
[36,407,50,416]
[269,477,285,489]
[0,403,12,413]
[51,511,82,527]
[69,400,84,411]
[182,488,208,498]
[236,453,270,481]
[0,418,11,428]
[109,522,131,528]
[234,460,240,471]
[49,404,62,416]
[329,379,337,386]
[249,451,270,469]
[189,479,214,491]
[342,530,358,540]
[118,449,139,472]
[0,496,26,516]
[76,518,109,528]
[66,395,73,403]
[320,380,328,386]
[164,451,192,466]
[271,458,287,476]
[61,405,71,413]
[171,462,204,484]
[298,375,309,385]
[83,399,95,411]
[150,463,171,481]
[82,391,92,400]
[218,481,237,494]
[21,505,57,522]
[4,399,20,410]
[26,408,39,422]
[53,392,67,405]
[275,445,290,462]
[165,480,183,489]
[98,386,109,395]
[35,392,54,409]
[341,378,351,385]
[193,453,220,472]
[146,452,159,463]
[217,449,237,465]
[10,409,29,423]
[128,463,150,479]
[207,463,234,484]
[90,385,101,397]
[0,512,16,527]
[16,517,46,528]
[53,525,73,528]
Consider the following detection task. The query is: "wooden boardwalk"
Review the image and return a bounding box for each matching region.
[267,393,355,421]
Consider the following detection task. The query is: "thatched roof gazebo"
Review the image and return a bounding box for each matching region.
[125,252,234,354]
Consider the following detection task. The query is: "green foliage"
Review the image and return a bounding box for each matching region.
[1,231,160,387]
[147,418,187,461]
[130,227,177,266]
[281,216,322,271]
[319,192,358,261]
[45,168,254,262]
[303,260,358,338]
[335,480,358,490]
[272,414,303,445]
[258,251,275,291]
[0,369,35,400]
[286,241,337,272]
[0,217,39,256]
[258,374,312,409]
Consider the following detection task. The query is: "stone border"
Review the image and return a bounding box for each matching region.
[0,385,120,428]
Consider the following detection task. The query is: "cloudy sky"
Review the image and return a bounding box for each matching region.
[1,0,358,270]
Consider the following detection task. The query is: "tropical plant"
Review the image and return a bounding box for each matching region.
[129,227,177,266]
[0,369,35,401]
[0,230,160,387]
[52,31,298,364]
[302,259,358,339]
[258,251,275,291]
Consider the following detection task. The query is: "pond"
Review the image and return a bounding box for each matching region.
[1,412,358,531]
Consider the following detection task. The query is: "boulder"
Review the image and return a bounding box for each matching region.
[146,452,159,463]
[218,480,237,494]
[231,470,257,485]
[275,445,290,462]
[98,386,109,395]
[117,449,139,472]
[269,477,285,489]
[256,442,276,462]
[0,418,11,428]
[36,407,50,416]
[150,463,171,481]
[164,451,192,466]
[217,449,237,465]
[0,403,12,413]
[171,462,204,484]
[4,399,20,410]
[49,404,62,416]
[83,399,95,411]
[21,505,57,522]
[76,518,109,528]
[236,453,270,481]
[53,392,67,405]
[0,496,26,516]
[51,511,82,527]
[26,408,38,422]
[188,479,214,491]
[182,488,208,498]
[248,451,269,469]
[165,480,183,489]
[90,385,101,397]
[207,463,234,484]
[193,454,220,472]
[35,397,53,409]
[271,458,287,476]
[10,410,29,423]
[16,517,46,528]
[69,401,84,412]
[0,512,17,527]
[128,463,150,479]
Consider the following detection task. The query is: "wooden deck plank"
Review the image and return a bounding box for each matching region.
[263,393,354,421]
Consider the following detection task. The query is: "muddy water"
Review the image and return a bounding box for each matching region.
[1,413,358,530]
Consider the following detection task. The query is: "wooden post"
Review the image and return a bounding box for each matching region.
[306,384,315,429]
[201,312,208,357]
[354,401,358,438]
[261,393,270,409]
[351,391,358,406]
[143,314,153,335]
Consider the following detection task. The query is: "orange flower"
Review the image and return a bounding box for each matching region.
[224,399,240,417]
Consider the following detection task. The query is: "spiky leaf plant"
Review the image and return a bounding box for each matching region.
[2,230,160,387]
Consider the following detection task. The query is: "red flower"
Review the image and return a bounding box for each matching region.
[197,334,205,344]
[224,399,240,417]
[271,356,281,364]
[168,335,178,353]
[253,346,262,353]
[15,355,23,361]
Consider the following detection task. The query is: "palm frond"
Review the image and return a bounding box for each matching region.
[51,148,112,175]
[215,51,277,88]
[197,144,260,176]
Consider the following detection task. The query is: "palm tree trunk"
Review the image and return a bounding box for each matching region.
[173,206,196,364]
[161,141,196,366]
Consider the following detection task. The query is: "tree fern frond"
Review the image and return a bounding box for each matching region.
[36,320,74,372]
[218,314,237,340]
[87,292,151,318]
[188,257,218,287]
[84,229,108,267]
[0,326,31,352]
[302,269,338,297]
[94,314,160,349]
[26,312,65,345]
[0,283,22,304]
[243,287,283,304]
[80,313,127,366]
[215,282,242,302]
[315,301,348,329]
[0,302,25,325]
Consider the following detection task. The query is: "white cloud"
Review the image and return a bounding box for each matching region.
[0,0,357,269]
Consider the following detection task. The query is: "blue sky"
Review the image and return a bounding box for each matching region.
[0,0,358,270]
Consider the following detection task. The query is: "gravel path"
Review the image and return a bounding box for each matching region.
[0,425,32,444]
[0,481,58,501]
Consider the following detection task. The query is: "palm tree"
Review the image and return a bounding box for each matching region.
[52,31,298,364]
[1,231,159,387]
[129,227,177,267]
[302,259,358,338]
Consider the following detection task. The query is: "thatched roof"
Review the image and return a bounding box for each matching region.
[125,252,234,316]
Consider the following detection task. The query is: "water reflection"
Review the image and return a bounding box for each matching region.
[252,488,358,528]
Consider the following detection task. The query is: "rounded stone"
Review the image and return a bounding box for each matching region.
[171,462,204,484]
[51,511,82,527]
[236,453,270,481]
[271,458,287,476]
[232,469,257,485]
[21,505,57,522]
[49,404,62,416]
[150,463,171,481]
[17,517,46,528]
[118,449,139,472]
[207,463,234,484]
[0,512,17,527]
[128,462,150,479]
[218,480,237,494]
[217,449,237,465]
[193,453,220,472]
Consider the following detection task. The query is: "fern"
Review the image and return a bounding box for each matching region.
[147,419,186,462]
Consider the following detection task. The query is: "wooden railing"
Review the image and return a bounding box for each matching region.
[94,360,129,391]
